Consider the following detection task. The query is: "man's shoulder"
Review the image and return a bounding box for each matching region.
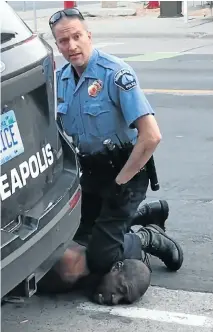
[56,62,70,80]
[96,49,131,73]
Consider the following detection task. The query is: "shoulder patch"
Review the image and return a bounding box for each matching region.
[114,69,137,91]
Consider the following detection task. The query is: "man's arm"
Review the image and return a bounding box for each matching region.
[116,114,161,185]
[109,66,162,185]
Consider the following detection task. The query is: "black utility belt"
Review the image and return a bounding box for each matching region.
[78,151,111,164]
[78,145,133,174]
[77,152,112,171]
[77,152,147,178]
[78,142,159,191]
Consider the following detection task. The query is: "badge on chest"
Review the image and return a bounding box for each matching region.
[88,80,103,97]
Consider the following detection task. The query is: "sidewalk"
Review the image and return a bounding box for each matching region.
[17,2,213,40]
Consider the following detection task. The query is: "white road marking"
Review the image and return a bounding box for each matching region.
[77,286,213,328]
[143,88,213,96]
[122,52,180,62]
[93,42,125,49]
[78,304,213,327]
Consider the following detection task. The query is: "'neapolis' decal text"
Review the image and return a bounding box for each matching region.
[0,143,54,201]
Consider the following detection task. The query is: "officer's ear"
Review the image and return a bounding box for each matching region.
[87,31,92,40]
[55,40,62,54]
[51,27,60,51]
[55,42,60,52]
[111,261,124,273]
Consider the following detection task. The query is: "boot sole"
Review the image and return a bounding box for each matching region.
[148,224,183,271]
[159,200,169,231]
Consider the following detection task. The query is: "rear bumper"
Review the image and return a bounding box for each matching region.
[1,189,81,299]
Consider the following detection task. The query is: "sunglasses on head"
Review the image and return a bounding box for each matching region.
[49,8,84,28]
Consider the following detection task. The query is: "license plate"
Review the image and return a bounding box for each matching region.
[0,110,24,166]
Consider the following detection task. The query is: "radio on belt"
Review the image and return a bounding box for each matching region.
[103,139,160,191]
[103,138,122,172]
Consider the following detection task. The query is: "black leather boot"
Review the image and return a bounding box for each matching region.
[131,200,169,231]
[136,224,183,271]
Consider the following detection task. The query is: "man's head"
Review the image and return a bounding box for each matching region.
[49,8,92,71]
[92,259,151,305]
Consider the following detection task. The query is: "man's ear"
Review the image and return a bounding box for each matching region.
[88,31,92,40]
[55,41,62,54]
[111,261,124,272]
[119,278,128,295]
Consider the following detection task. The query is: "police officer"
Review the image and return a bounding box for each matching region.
[49,8,183,275]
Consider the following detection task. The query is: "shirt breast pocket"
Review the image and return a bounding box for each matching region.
[57,102,68,114]
[83,100,115,137]
[58,102,77,135]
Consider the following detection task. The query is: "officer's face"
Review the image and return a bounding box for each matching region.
[54,17,92,69]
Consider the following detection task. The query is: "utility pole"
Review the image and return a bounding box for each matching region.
[33,1,37,32]
[183,0,188,23]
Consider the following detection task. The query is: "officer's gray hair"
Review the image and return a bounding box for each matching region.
[51,16,89,39]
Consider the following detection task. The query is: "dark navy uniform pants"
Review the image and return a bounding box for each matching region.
[74,170,149,274]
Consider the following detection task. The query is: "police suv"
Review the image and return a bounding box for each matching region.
[1,1,81,299]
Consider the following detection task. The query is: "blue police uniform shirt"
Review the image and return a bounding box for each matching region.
[56,48,155,155]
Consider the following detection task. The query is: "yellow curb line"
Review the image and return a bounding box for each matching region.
[143,89,213,95]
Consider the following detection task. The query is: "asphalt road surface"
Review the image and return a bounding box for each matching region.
[2,48,213,332]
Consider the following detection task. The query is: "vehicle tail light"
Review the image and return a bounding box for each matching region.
[23,34,37,43]
[69,187,81,210]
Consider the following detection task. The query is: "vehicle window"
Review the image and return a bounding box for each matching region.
[0,1,32,49]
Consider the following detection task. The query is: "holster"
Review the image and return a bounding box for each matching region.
[77,145,133,177]
[78,152,115,175]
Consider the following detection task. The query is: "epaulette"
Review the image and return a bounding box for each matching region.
[96,49,128,72]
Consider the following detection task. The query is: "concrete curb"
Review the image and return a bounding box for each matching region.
[82,8,137,17]
[17,8,137,20]
[81,32,213,39]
